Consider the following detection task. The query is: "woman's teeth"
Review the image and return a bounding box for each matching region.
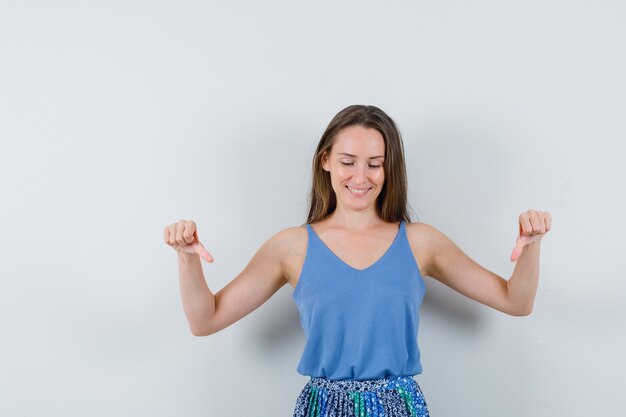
[347,186,370,196]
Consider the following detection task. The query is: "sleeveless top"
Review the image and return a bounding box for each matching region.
[292,220,426,381]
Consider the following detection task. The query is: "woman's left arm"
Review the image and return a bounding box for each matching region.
[419,209,552,316]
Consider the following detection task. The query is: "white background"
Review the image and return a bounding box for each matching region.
[1,0,625,416]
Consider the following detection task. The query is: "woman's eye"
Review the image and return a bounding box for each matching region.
[340,162,381,168]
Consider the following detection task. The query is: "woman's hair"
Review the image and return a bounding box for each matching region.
[305,104,418,225]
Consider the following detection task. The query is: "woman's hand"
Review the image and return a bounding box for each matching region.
[164,220,214,263]
[510,209,552,262]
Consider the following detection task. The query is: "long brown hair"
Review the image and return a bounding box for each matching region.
[305,104,418,225]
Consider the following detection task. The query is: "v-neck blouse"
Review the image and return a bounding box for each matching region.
[293,220,427,381]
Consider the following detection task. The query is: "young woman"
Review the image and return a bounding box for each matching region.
[163,104,551,417]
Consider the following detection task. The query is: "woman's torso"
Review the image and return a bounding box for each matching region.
[289,219,429,380]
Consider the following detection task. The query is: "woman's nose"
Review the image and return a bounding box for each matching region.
[352,164,367,181]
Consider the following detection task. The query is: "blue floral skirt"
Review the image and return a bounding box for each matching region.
[292,375,429,417]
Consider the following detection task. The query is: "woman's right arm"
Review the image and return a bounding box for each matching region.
[165,220,291,336]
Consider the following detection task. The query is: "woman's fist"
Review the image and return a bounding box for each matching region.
[510,209,552,262]
[163,220,214,263]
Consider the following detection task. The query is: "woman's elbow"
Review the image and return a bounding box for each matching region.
[508,305,533,317]
[190,324,215,337]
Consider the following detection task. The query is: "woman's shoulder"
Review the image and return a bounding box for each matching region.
[261,223,309,259]
[406,220,445,245]
[274,223,309,239]
[406,220,457,247]
[405,219,437,234]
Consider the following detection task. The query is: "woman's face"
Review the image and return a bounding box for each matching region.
[321,125,386,210]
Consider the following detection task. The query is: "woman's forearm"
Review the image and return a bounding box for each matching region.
[178,251,216,335]
[507,239,541,315]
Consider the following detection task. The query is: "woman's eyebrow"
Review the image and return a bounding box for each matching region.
[337,152,384,159]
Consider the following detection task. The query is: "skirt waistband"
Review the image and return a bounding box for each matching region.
[296,375,429,417]
[308,375,418,393]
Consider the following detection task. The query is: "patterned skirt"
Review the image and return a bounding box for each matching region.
[292,375,429,417]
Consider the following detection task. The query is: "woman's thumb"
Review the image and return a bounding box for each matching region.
[194,241,214,263]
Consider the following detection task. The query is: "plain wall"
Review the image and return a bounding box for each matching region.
[1,0,625,416]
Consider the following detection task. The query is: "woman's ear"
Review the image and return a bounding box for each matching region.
[321,152,330,172]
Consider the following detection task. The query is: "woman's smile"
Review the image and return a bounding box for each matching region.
[345,185,372,197]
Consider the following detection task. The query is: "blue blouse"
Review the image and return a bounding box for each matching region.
[292,221,426,381]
